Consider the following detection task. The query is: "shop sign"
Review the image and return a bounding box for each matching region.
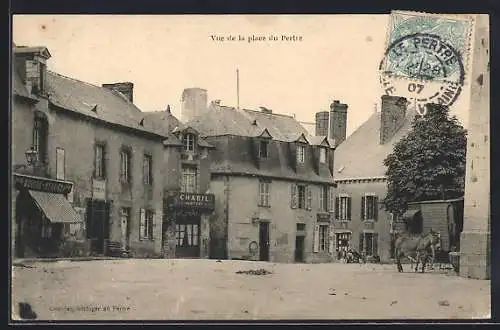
[14,174,72,194]
[165,192,215,212]
[92,179,106,200]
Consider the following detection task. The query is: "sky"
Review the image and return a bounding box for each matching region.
[12,15,470,137]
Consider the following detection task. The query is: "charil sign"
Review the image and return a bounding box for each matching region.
[165,192,215,212]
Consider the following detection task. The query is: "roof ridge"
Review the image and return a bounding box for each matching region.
[243,108,294,119]
[47,70,105,90]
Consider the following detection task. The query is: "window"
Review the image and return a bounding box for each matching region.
[319,225,329,251]
[39,62,46,93]
[56,148,65,180]
[259,180,271,207]
[335,195,352,220]
[94,144,106,179]
[183,133,195,152]
[143,154,153,185]
[362,195,379,221]
[33,115,48,163]
[359,232,379,257]
[259,140,269,158]
[319,185,329,212]
[296,145,306,164]
[181,166,197,193]
[296,223,306,231]
[120,149,132,183]
[176,224,199,247]
[291,184,312,210]
[319,147,327,164]
[140,209,154,240]
[298,185,306,209]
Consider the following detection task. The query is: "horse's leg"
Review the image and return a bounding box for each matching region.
[414,252,420,272]
[421,254,427,273]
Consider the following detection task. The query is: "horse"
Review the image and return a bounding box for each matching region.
[394,229,442,273]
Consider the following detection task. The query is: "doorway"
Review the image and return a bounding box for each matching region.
[86,199,110,254]
[295,235,305,262]
[175,214,201,258]
[259,221,270,261]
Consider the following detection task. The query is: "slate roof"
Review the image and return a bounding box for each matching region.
[333,109,416,180]
[142,110,214,148]
[186,103,335,147]
[45,71,165,138]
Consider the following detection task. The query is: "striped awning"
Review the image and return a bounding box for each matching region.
[28,190,82,223]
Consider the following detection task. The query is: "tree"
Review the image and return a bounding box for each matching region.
[383,103,467,216]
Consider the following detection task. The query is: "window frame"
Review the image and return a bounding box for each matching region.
[319,147,327,164]
[258,180,271,207]
[319,185,329,212]
[140,209,155,241]
[336,194,352,221]
[143,154,153,186]
[318,224,329,252]
[94,143,106,180]
[362,193,379,221]
[181,166,198,193]
[297,185,306,209]
[33,115,48,164]
[259,140,269,159]
[296,144,306,164]
[119,148,132,184]
[183,133,196,152]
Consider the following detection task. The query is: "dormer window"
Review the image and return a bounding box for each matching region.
[259,140,269,158]
[297,145,306,164]
[183,133,195,152]
[319,147,327,164]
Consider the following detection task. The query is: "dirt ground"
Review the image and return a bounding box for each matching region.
[11,259,491,321]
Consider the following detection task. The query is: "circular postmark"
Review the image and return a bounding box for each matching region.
[379,33,465,115]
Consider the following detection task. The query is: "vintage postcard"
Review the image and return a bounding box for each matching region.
[10,13,490,322]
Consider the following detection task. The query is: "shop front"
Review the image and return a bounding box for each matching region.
[13,173,82,258]
[163,191,215,259]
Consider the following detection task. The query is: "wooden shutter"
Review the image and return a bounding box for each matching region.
[140,208,146,240]
[361,196,366,220]
[374,196,379,221]
[306,186,312,210]
[313,224,320,253]
[335,197,340,219]
[291,184,298,209]
[328,187,335,213]
[347,197,352,220]
[318,188,323,211]
[373,233,379,257]
[359,232,364,253]
[328,226,335,253]
[148,211,154,240]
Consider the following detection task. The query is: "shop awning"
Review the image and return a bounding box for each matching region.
[334,229,352,234]
[402,209,421,221]
[28,190,82,223]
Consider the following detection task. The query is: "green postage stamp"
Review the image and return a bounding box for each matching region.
[379,11,475,114]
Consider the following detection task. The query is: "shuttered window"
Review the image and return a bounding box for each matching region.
[313,224,320,252]
[319,186,328,212]
[296,145,306,164]
[318,225,329,252]
[259,180,271,207]
[335,196,351,220]
[291,184,298,209]
[94,144,106,179]
[120,149,132,183]
[360,232,379,257]
[139,208,154,240]
[362,194,379,221]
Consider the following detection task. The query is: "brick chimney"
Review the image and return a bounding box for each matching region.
[380,95,407,145]
[13,46,51,96]
[102,82,134,103]
[329,100,348,146]
[315,111,329,136]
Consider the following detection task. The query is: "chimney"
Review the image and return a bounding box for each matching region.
[13,46,51,96]
[380,95,407,145]
[181,88,208,122]
[315,111,329,136]
[102,82,134,103]
[329,100,348,146]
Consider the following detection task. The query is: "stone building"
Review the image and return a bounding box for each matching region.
[187,102,337,263]
[142,109,216,258]
[332,95,415,262]
[12,45,168,258]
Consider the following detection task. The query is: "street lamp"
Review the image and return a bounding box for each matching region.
[25,148,38,166]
